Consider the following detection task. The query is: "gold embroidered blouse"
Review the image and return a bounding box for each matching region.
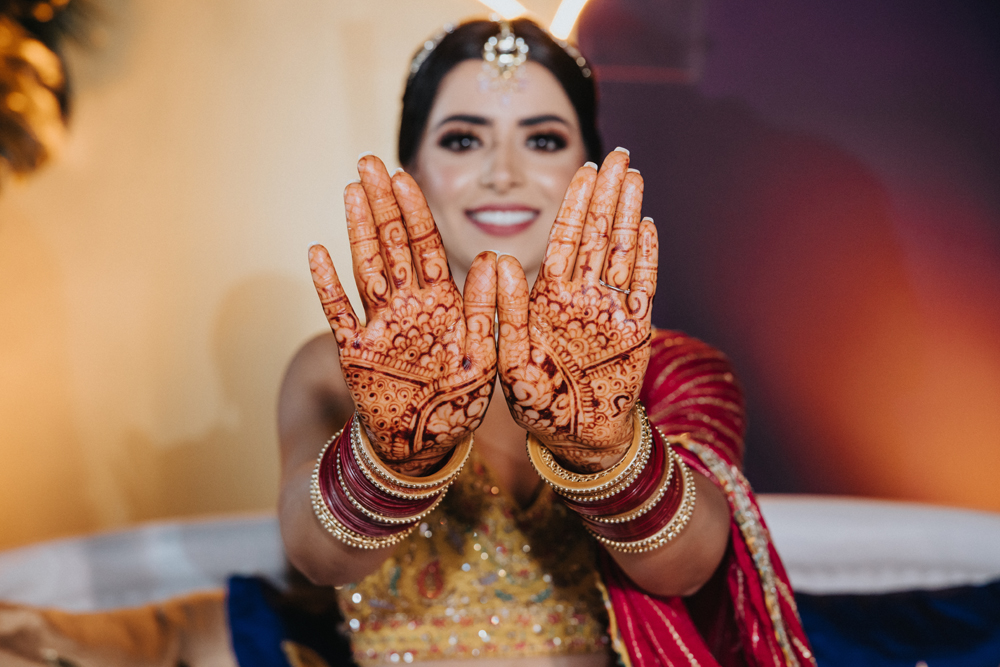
[338,450,611,664]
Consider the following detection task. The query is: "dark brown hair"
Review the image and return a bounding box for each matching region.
[398,18,602,168]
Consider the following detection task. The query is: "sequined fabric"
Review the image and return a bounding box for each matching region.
[339,451,611,665]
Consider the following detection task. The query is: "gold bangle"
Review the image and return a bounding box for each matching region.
[586,455,697,553]
[586,445,676,524]
[353,417,473,491]
[538,404,649,485]
[527,404,652,498]
[334,453,447,525]
[554,440,651,503]
[350,424,451,500]
[309,432,418,550]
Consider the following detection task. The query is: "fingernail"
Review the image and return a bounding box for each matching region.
[357,151,374,160]
[308,241,322,250]
[642,216,654,223]
[583,161,598,170]
[391,167,405,175]
[614,146,630,156]
[627,167,640,174]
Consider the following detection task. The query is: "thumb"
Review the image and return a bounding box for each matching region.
[496,254,530,373]
[463,250,498,367]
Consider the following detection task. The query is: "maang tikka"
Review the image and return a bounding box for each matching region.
[481,19,529,92]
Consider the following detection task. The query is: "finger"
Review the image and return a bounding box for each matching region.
[391,169,451,288]
[573,148,630,284]
[345,181,390,317]
[628,217,658,320]
[463,251,498,367]
[308,244,360,346]
[496,254,530,373]
[358,154,415,293]
[539,162,598,281]
[602,168,644,291]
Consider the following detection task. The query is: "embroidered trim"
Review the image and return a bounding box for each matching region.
[667,431,806,667]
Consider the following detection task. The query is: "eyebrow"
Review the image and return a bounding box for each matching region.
[518,114,571,127]
[433,113,572,130]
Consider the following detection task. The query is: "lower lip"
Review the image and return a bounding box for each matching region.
[466,211,540,238]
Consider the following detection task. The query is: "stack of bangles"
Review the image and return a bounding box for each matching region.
[526,403,696,553]
[310,415,473,549]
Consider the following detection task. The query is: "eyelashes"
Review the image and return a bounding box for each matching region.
[526,132,568,152]
[438,131,482,152]
[436,129,571,154]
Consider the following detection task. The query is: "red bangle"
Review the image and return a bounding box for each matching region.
[337,426,440,518]
[582,454,685,541]
[562,433,667,518]
[317,424,412,537]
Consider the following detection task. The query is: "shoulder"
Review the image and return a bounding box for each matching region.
[647,328,733,366]
[642,328,743,401]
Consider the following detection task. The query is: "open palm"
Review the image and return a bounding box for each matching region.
[309,156,497,475]
[497,150,658,473]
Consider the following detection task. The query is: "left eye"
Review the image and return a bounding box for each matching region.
[526,133,567,152]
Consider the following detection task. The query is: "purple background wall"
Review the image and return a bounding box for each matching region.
[579,0,1000,507]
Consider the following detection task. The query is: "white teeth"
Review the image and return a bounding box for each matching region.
[469,210,537,226]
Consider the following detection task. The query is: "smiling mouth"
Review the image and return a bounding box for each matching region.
[465,206,540,237]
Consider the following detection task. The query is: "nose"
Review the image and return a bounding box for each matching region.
[480,140,523,194]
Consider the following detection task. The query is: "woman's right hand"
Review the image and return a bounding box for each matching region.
[308,155,498,476]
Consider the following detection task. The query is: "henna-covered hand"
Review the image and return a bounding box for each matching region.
[309,155,498,475]
[497,150,658,473]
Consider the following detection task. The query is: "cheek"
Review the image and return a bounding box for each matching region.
[418,161,477,214]
[533,161,584,209]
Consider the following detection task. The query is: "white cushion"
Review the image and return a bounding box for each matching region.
[2,497,999,610]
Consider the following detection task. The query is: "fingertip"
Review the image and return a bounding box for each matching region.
[356,153,386,178]
[475,249,498,265]
[614,146,630,156]
[357,151,374,160]
[390,167,405,175]
[583,161,598,170]
[627,167,640,174]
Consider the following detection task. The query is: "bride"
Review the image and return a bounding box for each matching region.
[278,17,813,667]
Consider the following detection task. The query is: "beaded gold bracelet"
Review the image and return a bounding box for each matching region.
[309,429,418,550]
[585,455,697,554]
[353,417,472,494]
[585,445,676,525]
[310,417,473,549]
[526,405,652,499]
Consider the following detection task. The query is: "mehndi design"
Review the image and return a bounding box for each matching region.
[309,156,498,475]
[498,151,658,472]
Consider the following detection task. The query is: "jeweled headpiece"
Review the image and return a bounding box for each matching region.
[481,19,529,84]
[406,17,592,84]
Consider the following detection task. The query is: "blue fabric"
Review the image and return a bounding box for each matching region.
[226,576,293,667]
[226,574,356,667]
[227,573,1000,665]
[796,579,1000,666]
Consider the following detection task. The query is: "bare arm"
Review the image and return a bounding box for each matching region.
[276,333,396,586]
[278,155,498,586]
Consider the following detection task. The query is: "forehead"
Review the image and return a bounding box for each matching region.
[427,60,579,125]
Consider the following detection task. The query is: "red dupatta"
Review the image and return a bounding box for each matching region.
[599,330,816,667]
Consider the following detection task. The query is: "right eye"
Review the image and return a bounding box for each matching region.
[438,131,482,152]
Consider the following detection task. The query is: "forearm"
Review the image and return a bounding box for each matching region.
[279,458,395,587]
[606,471,730,597]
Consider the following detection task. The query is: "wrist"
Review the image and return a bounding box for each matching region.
[358,419,465,477]
[539,418,634,474]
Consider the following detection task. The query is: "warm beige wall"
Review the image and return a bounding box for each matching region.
[0,0,565,549]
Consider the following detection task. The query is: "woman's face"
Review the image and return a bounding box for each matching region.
[411,59,588,284]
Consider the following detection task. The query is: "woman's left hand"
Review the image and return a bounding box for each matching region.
[497,150,658,473]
